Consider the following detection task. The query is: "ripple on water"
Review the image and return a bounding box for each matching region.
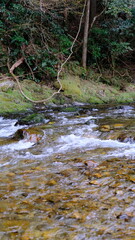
[0,105,135,239]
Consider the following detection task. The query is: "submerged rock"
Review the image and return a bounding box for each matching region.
[118,133,135,143]
[99,125,111,132]
[113,123,125,129]
[84,160,98,168]
[99,123,125,132]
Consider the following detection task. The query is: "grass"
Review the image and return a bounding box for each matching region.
[0,70,135,114]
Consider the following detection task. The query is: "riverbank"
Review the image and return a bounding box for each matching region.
[0,71,135,114]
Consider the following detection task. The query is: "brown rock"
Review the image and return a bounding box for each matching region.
[99,125,111,132]
[84,160,98,168]
[13,127,44,143]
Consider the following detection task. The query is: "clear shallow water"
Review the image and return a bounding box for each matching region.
[0,104,135,239]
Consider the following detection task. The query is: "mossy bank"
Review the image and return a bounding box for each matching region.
[0,72,135,114]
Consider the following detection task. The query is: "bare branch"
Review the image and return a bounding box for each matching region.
[90,6,107,29]
[10,57,24,73]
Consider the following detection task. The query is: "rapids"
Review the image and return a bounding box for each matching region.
[0,104,135,239]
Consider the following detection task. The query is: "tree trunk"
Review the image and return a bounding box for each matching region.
[82,0,91,68]
[90,0,96,26]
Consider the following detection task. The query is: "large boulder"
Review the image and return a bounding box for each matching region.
[13,127,44,143]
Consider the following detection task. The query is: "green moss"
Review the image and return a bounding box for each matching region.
[65,62,86,77]
[0,78,59,114]
[87,96,104,104]
[54,73,135,104]
[0,71,135,115]
[0,94,32,114]
[116,92,134,103]
[17,113,45,125]
[62,106,78,112]
[61,76,82,96]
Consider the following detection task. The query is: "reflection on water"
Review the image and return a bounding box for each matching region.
[0,104,135,239]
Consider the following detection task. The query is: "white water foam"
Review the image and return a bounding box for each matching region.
[55,134,135,158]
[0,117,25,137]
[1,133,134,162]
[1,139,34,151]
[29,134,134,159]
[107,147,135,159]
[57,115,98,126]
[0,113,135,161]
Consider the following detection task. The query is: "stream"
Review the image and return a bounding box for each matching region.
[0,104,135,240]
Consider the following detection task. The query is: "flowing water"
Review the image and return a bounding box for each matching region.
[0,104,135,240]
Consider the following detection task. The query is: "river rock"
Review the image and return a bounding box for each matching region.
[99,125,111,132]
[15,113,47,125]
[99,123,125,132]
[84,160,98,168]
[0,80,15,92]
[118,133,135,143]
[13,127,44,143]
[113,123,125,129]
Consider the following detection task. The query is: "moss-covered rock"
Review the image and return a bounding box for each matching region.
[16,113,45,125]
[13,127,44,143]
[54,75,82,97]
[61,106,79,112]
[0,80,15,92]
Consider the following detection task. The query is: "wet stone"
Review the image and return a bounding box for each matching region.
[118,133,135,143]
[13,127,44,143]
[84,160,98,168]
[15,113,47,125]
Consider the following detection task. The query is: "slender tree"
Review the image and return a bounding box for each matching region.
[82,0,91,68]
[82,0,97,68]
[90,0,96,26]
